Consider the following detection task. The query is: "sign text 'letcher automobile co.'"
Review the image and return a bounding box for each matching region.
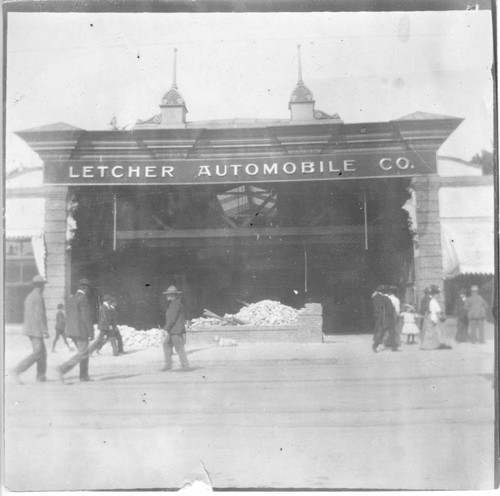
[45,151,436,185]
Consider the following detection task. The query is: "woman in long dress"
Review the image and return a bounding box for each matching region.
[420,285,452,350]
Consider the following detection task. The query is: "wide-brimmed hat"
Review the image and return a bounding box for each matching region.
[404,303,415,311]
[78,278,91,287]
[429,284,441,295]
[163,285,182,295]
[102,294,113,302]
[32,275,46,285]
[471,285,479,291]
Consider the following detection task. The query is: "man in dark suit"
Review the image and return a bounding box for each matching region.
[57,278,94,383]
[161,286,190,371]
[11,275,49,384]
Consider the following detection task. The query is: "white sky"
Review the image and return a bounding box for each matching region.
[6,10,494,171]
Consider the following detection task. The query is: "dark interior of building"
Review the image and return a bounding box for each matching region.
[70,178,414,333]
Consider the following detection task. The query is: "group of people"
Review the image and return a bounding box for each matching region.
[11,273,489,384]
[11,276,191,385]
[372,283,490,353]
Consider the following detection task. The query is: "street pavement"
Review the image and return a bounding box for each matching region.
[3,326,496,491]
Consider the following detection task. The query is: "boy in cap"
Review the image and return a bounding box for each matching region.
[11,275,49,384]
[465,285,489,344]
[57,278,94,382]
[161,286,191,371]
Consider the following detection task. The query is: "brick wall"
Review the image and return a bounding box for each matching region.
[187,303,323,344]
[43,186,70,331]
[412,175,445,306]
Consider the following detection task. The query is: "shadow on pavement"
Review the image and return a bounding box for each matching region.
[97,374,144,382]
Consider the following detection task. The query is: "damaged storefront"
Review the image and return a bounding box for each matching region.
[16,51,462,335]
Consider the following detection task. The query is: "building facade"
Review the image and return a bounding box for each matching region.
[15,50,462,333]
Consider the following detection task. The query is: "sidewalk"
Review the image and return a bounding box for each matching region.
[3,329,496,491]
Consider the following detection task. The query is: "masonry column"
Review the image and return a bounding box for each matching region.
[44,185,70,331]
[412,175,444,306]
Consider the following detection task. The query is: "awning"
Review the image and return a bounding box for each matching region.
[441,218,495,278]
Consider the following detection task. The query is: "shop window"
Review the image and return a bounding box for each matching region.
[5,239,38,285]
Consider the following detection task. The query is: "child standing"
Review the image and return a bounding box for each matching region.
[52,303,72,352]
[400,304,420,344]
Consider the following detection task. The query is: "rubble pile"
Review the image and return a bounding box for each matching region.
[97,299,300,350]
[118,325,164,349]
[234,300,300,326]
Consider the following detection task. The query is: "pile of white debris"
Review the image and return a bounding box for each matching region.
[97,300,301,351]
[234,300,300,326]
[187,300,300,329]
[118,325,164,349]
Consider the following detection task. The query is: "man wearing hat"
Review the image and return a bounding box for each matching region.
[161,286,190,371]
[465,285,489,344]
[11,275,49,384]
[57,278,94,382]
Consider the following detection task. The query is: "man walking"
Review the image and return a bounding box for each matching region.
[465,285,489,344]
[161,286,191,371]
[93,296,124,355]
[11,275,49,384]
[57,278,94,382]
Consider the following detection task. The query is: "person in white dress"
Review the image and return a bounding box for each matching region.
[400,304,420,344]
[420,285,452,350]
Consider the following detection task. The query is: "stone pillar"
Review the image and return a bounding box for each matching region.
[44,186,70,331]
[412,176,444,306]
[297,303,323,342]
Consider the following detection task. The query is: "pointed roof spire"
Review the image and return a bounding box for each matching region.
[161,47,186,108]
[289,44,314,106]
[172,47,178,89]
